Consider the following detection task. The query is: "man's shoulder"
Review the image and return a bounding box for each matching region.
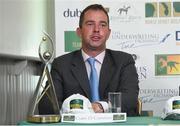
[53,50,81,63]
[57,50,79,57]
[106,49,132,57]
[106,49,135,65]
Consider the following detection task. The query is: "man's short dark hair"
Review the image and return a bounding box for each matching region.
[79,4,109,28]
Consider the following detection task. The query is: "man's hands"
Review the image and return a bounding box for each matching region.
[91,102,104,113]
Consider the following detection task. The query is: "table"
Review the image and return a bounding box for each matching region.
[18,116,180,126]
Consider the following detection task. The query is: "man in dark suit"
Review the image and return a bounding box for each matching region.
[39,4,139,116]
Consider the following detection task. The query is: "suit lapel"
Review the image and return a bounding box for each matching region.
[99,50,115,98]
[70,50,91,99]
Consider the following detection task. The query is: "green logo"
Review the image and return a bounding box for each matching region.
[145,3,157,17]
[173,2,180,17]
[64,31,81,52]
[173,100,180,109]
[70,99,83,109]
[145,2,180,17]
[155,54,180,76]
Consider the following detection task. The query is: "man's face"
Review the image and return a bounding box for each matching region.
[77,10,111,52]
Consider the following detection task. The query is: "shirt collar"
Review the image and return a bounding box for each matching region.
[81,49,105,64]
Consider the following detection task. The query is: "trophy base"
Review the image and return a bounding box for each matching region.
[27,115,61,123]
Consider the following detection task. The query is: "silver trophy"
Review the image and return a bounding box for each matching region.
[27,32,60,123]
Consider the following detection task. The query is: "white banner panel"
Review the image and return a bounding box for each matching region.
[55,0,180,116]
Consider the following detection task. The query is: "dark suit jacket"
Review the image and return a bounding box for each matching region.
[39,49,139,116]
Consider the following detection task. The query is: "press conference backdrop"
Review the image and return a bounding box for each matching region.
[55,0,180,116]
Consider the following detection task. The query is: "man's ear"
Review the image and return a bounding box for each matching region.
[76,27,82,38]
[105,28,111,40]
[107,28,111,39]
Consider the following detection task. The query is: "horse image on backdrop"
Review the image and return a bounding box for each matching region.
[118,6,131,15]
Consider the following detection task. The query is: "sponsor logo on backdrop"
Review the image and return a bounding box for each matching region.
[62,7,109,18]
[155,54,180,76]
[176,31,180,46]
[173,2,180,17]
[145,2,180,24]
[111,32,170,49]
[132,54,148,81]
[117,5,131,15]
[145,2,158,18]
[64,31,81,52]
[110,4,142,23]
[63,8,81,18]
[139,88,179,103]
[136,66,147,81]
[176,31,180,41]
[159,2,171,17]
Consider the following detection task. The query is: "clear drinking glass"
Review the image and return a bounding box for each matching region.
[108,92,122,113]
